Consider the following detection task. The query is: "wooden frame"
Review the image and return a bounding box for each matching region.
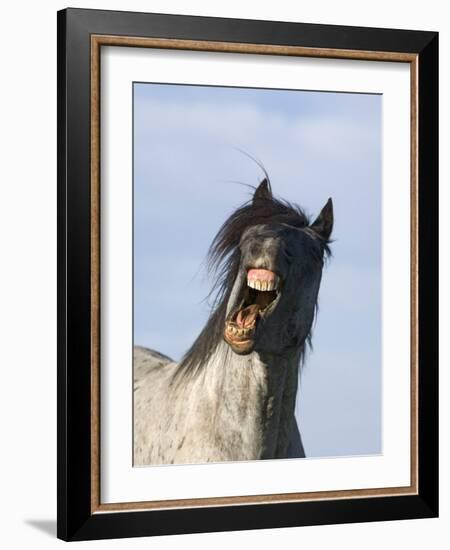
[57,7,438,541]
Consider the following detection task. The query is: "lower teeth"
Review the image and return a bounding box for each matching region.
[227,326,253,336]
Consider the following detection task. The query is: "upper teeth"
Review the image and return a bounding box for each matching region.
[247,277,279,291]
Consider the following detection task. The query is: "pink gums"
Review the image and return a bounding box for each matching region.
[247,269,277,282]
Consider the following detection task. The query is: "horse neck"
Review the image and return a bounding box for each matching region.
[191,341,301,459]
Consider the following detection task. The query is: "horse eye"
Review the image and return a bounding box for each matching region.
[283,248,294,262]
[312,245,325,263]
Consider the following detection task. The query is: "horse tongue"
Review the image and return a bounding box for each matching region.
[236,304,260,328]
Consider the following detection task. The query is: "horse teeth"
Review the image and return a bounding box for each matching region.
[247,277,279,291]
[225,322,256,341]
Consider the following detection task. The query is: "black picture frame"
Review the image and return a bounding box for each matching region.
[57,7,438,541]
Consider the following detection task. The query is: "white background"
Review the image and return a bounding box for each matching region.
[102,48,411,503]
[0,0,446,548]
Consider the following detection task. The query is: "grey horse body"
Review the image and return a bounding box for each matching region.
[134,345,304,465]
[134,178,332,466]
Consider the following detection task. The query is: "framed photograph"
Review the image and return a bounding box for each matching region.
[57,8,438,541]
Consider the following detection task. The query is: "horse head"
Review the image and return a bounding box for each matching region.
[218,179,333,356]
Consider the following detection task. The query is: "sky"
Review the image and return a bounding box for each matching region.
[133,82,382,458]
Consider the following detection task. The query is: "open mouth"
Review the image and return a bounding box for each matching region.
[224,268,280,353]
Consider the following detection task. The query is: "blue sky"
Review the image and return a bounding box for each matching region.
[133,82,382,458]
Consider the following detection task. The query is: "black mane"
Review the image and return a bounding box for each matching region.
[172,180,315,383]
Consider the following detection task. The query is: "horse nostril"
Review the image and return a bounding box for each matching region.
[249,243,262,257]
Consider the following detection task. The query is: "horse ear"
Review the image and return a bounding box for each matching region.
[253,178,272,204]
[310,198,333,240]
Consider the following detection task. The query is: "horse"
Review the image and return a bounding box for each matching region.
[134,177,333,465]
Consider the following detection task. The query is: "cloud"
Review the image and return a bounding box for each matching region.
[134,97,380,169]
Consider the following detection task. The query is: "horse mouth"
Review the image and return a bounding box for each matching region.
[224,268,280,354]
